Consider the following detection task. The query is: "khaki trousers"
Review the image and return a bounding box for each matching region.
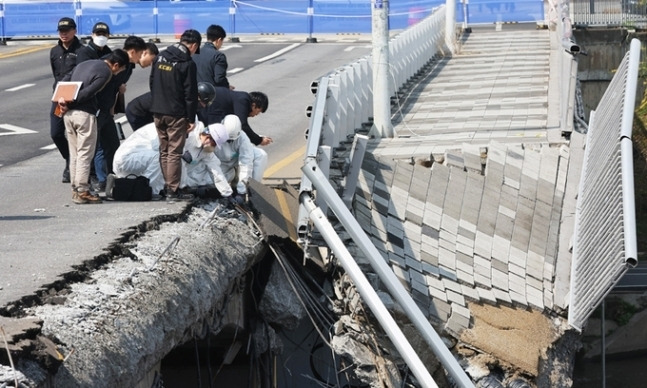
[154,114,189,193]
[64,110,98,192]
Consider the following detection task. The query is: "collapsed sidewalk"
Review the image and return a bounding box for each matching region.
[0,201,266,387]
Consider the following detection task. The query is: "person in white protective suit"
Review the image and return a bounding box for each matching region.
[215,114,268,197]
[111,120,234,198]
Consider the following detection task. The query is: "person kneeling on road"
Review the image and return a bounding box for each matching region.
[111,120,233,200]
[213,115,268,203]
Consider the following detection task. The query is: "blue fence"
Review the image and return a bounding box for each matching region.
[0,0,544,39]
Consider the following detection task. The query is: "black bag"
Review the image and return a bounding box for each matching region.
[110,174,153,201]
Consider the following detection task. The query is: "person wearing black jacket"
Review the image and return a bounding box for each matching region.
[193,24,232,90]
[49,17,83,183]
[149,29,201,201]
[57,50,129,205]
[75,22,112,64]
[90,35,147,192]
[207,88,270,146]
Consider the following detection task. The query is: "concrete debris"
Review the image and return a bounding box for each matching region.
[1,202,265,388]
[258,260,307,330]
[330,333,402,388]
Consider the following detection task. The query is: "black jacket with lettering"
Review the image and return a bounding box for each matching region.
[50,36,84,89]
[149,43,198,124]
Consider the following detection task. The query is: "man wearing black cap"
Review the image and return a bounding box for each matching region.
[149,29,201,201]
[76,22,112,64]
[50,17,83,183]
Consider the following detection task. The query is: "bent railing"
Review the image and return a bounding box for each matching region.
[568,38,640,331]
[296,4,476,387]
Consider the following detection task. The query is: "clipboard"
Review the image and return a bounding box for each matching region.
[52,81,82,103]
[52,81,82,117]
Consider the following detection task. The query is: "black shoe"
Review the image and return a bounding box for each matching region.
[92,181,106,193]
[166,191,194,203]
[62,164,70,183]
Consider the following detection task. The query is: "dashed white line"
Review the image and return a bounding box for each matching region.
[228,67,244,74]
[41,144,58,150]
[254,43,301,63]
[5,83,35,92]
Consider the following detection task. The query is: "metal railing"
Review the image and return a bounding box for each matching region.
[570,0,647,27]
[568,38,640,331]
[296,3,478,385]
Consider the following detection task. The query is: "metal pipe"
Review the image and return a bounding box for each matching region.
[301,194,439,388]
[302,159,474,387]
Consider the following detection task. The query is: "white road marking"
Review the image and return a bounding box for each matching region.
[5,83,35,92]
[41,144,58,150]
[228,67,244,74]
[254,43,300,63]
[0,124,38,136]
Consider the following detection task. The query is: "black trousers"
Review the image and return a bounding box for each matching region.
[50,101,69,161]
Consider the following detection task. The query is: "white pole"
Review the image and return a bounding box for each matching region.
[445,0,456,53]
[302,195,438,388]
[302,160,475,387]
[370,0,394,138]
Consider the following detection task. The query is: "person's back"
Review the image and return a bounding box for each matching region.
[150,42,198,119]
[193,24,230,89]
[149,29,201,202]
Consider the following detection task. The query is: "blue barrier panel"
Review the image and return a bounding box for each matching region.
[0,0,545,39]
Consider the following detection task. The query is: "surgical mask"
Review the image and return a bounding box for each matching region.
[203,144,215,154]
[94,35,109,48]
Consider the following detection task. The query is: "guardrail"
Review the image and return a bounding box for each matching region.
[295,3,478,386]
[570,0,647,27]
[568,38,640,331]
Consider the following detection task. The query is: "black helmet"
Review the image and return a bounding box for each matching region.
[197,82,216,105]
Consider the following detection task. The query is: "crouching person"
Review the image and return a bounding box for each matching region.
[112,121,232,199]
[215,115,268,203]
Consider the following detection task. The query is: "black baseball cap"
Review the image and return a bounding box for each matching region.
[92,22,110,35]
[180,29,202,54]
[57,17,76,31]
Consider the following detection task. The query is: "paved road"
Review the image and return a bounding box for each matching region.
[0,33,373,308]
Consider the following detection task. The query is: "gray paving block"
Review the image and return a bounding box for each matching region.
[526,285,544,310]
[493,288,513,305]
[446,289,466,306]
[441,215,460,236]
[423,205,443,230]
[438,246,456,270]
[430,298,451,322]
[474,231,493,258]
[477,287,498,304]
[439,266,458,282]
[429,163,450,208]
[491,267,508,290]
[509,291,528,306]
[422,261,441,277]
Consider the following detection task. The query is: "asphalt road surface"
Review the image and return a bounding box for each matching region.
[0,35,373,180]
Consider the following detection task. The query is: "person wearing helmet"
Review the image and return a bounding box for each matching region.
[125,81,216,132]
[213,115,267,198]
[111,120,232,200]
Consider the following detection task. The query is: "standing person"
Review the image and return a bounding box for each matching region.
[49,17,83,183]
[57,50,130,204]
[150,29,202,202]
[75,22,112,64]
[91,35,147,192]
[126,81,215,132]
[192,24,233,90]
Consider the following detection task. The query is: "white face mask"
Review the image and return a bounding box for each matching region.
[94,35,109,48]
[202,144,215,154]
